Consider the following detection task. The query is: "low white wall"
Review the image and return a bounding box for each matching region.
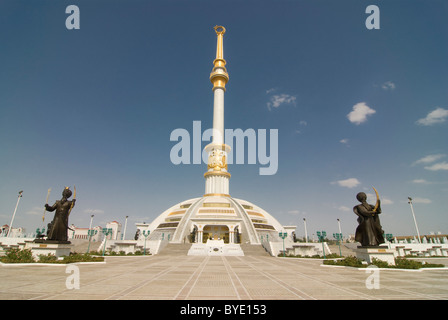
[99,238,168,255]
[389,243,448,257]
[262,241,332,257]
[0,237,35,247]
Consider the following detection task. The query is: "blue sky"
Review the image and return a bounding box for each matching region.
[1,0,447,240]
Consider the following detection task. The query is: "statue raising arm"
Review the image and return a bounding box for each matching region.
[45,202,57,212]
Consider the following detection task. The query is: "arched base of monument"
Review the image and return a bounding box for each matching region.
[25,239,73,259]
[355,246,396,266]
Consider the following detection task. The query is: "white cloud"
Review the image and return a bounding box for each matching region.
[412,179,431,184]
[413,154,448,171]
[411,197,432,204]
[381,81,395,90]
[295,120,307,134]
[424,161,448,171]
[340,138,349,144]
[83,209,105,215]
[413,154,445,165]
[338,206,351,212]
[332,178,360,188]
[267,94,296,111]
[26,206,43,216]
[416,107,448,126]
[366,193,393,205]
[347,102,376,125]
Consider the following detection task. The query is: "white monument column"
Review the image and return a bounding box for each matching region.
[204,26,231,197]
[212,88,225,145]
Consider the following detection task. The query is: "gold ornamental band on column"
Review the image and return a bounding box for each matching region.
[204,171,231,178]
[210,25,229,91]
[207,148,228,171]
[204,143,231,173]
[203,193,231,198]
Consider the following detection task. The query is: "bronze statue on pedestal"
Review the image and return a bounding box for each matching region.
[44,187,76,243]
[353,188,385,247]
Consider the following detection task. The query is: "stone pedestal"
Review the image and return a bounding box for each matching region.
[355,246,396,266]
[26,240,73,259]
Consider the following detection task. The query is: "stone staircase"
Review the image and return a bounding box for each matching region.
[327,243,357,257]
[70,239,103,254]
[157,243,192,256]
[240,243,272,257]
[157,243,271,257]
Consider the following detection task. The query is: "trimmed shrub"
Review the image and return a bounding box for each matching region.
[61,253,104,263]
[1,248,35,263]
[323,256,365,267]
[324,256,445,269]
[38,254,58,263]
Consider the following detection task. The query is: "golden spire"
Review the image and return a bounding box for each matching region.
[210,26,229,91]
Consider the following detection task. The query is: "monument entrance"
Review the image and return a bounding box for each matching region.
[203,225,230,243]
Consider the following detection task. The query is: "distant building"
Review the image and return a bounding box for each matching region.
[0,225,26,238]
[68,221,122,241]
[394,234,448,243]
[347,233,447,244]
[69,225,102,242]
[106,221,122,240]
[1,225,9,236]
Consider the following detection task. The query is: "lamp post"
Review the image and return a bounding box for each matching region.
[408,197,421,243]
[316,231,327,259]
[86,214,95,253]
[385,233,393,249]
[7,190,23,237]
[333,232,342,257]
[279,231,287,257]
[35,227,45,238]
[142,230,150,255]
[337,218,342,241]
[88,215,94,231]
[122,215,129,240]
[87,229,98,253]
[101,228,112,256]
[303,218,308,243]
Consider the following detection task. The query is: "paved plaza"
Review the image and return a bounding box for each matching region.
[1,254,447,301]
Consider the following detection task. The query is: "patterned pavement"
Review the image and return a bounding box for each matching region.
[1,254,447,301]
